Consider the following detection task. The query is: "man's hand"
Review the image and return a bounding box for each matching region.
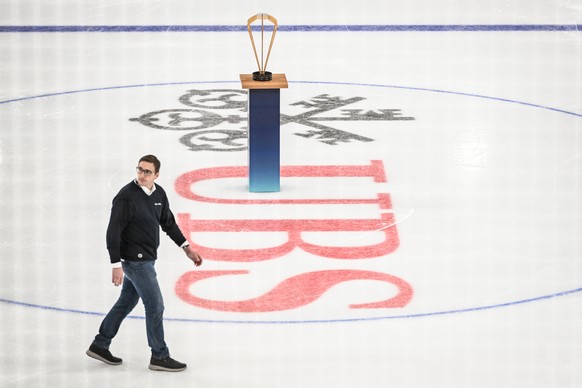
[184,245,203,267]
[112,267,124,286]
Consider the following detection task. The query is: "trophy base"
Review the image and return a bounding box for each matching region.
[252,71,272,81]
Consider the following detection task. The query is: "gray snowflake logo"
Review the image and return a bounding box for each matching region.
[129,89,414,151]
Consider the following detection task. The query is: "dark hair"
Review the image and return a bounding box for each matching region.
[139,154,161,173]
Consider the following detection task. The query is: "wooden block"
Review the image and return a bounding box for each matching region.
[240,73,288,89]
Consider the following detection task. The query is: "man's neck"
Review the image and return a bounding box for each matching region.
[135,179,156,196]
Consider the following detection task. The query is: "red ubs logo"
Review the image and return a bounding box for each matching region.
[173,160,413,314]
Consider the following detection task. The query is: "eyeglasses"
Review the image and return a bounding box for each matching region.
[136,166,154,176]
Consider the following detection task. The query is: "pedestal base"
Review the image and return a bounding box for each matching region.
[240,74,288,193]
[248,88,280,192]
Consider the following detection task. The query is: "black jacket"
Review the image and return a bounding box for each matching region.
[106,180,187,264]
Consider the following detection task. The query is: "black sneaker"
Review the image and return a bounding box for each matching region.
[149,356,187,372]
[86,344,123,365]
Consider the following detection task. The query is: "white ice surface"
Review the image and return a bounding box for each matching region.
[1,1,581,387]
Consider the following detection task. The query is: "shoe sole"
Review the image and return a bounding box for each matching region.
[86,349,123,366]
[149,364,187,372]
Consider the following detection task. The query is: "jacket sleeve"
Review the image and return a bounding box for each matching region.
[159,193,187,247]
[106,194,134,264]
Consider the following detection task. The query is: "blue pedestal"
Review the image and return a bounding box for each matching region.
[248,88,281,192]
[240,73,288,192]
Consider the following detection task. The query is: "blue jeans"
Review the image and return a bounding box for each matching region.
[93,260,169,359]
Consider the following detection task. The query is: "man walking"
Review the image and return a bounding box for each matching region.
[86,154,202,372]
